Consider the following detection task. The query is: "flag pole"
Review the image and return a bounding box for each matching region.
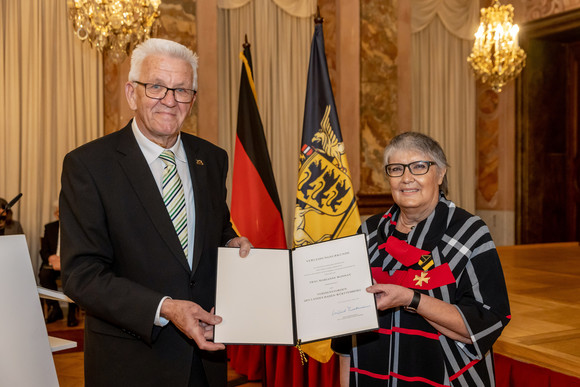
[315,6,323,24]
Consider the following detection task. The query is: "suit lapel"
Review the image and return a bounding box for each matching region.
[116,124,191,274]
[182,136,208,276]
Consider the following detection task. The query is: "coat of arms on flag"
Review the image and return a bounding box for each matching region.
[294,105,359,247]
[293,21,361,364]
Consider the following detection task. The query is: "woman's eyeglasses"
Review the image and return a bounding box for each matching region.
[384,161,436,177]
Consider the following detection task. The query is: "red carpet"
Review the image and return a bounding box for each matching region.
[49,329,84,354]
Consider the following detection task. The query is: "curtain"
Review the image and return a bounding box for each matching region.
[411,0,480,39]
[495,353,580,387]
[218,0,315,17]
[0,0,103,275]
[218,0,314,245]
[411,0,478,212]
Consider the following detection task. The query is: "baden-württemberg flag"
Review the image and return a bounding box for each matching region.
[293,22,361,363]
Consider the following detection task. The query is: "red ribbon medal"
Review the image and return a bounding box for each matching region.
[378,236,430,267]
[371,263,455,290]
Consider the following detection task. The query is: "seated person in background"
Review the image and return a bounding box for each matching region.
[39,204,78,326]
[0,197,24,235]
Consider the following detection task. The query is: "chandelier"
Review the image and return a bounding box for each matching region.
[467,0,526,92]
[68,0,162,63]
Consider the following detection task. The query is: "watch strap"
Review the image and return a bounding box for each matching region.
[404,290,421,313]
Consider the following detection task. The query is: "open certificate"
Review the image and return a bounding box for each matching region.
[214,234,378,345]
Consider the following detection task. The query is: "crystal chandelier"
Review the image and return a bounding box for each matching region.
[467,0,526,92]
[68,0,162,63]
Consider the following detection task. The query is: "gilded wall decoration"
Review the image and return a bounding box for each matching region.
[526,0,564,20]
[512,0,580,22]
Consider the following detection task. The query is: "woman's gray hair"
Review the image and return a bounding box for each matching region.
[383,132,450,195]
[128,38,199,90]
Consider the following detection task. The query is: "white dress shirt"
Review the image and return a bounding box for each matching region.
[131,121,196,326]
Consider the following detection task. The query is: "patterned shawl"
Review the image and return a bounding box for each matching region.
[334,194,511,387]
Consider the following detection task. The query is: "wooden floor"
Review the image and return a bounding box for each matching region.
[48,313,84,387]
[49,242,580,385]
[495,242,580,379]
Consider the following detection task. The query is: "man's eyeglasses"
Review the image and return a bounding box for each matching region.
[385,161,436,177]
[134,81,197,103]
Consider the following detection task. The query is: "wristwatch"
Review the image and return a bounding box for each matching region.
[404,290,421,313]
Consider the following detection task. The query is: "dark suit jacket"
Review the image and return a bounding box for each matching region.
[60,122,238,387]
[38,220,61,292]
[40,220,59,266]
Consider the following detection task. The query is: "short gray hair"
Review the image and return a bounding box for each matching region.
[128,38,199,90]
[383,132,450,195]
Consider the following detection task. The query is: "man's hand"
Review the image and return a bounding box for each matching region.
[160,299,225,351]
[226,236,251,258]
[48,254,61,271]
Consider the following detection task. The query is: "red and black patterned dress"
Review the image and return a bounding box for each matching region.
[332,195,511,386]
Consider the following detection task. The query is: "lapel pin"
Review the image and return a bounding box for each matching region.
[196,159,204,166]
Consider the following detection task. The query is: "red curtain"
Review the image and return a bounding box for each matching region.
[494,353,580,386]
[229,345,340,386]
[231,349,580,386]
[264,346,339,387]
[228,345,264,381]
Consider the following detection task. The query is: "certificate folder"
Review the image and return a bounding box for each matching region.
[214,234,378,345]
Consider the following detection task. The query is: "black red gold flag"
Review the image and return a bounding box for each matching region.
[231,43,287,250]
[229,41,287,382]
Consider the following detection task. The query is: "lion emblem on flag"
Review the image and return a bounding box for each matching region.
[294,106,359,247]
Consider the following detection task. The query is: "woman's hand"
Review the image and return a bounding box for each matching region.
[366,283,414,311]
[366,283,472,344]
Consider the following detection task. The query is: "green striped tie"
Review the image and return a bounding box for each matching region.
[160,150,188,257]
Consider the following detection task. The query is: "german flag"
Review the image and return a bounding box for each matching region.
[231,42,287,250]
[229,41,287,382]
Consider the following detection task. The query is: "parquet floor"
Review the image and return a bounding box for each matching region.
[495,242,580,379]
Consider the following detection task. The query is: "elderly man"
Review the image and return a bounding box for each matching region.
[60,38,250,387]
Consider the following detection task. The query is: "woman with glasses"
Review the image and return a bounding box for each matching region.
[332,132,510,386]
